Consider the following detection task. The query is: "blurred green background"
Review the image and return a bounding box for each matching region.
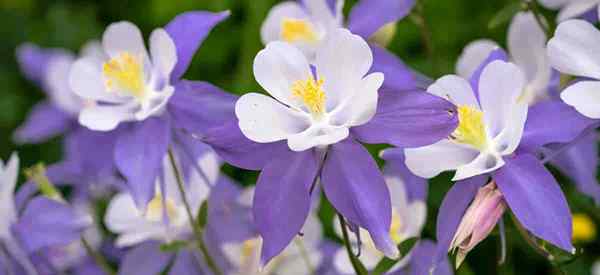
[1,0,598,274]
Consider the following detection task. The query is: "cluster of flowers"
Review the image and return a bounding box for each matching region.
[4,0,600,274]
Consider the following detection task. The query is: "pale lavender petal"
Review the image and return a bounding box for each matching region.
[519,100,596,152]
[15,43,69,88]
[406,240,453,275]
[469,48,508,98]
[321,138,397,258]
[114,118,171,208]
[435,175,487,262]
[118,241,172,275]
[169,251,209,275]
[369,45,417,91]
[381,148,427,202]
[12,197,91,253]
[348,0,416,39]
[255,149,319,264]
[13,101,73,144]
[165,10,230,81]
[493,154,574,252]
[72,258,104,275]
[62,127,120,181]
[352,89,457,147]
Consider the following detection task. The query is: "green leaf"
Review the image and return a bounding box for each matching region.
[488,2,523,29]
[372,238,419,275]
[159,240,189,252]
[197,200,209,229]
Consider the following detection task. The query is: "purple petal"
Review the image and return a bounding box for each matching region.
[72,258,105,275]
[407,240,453,275]
[169,251,208,274]
[370,45,417,91]
[118,242,172,275]
[202,121,289,171]
[469,48,508,98]
[15,43,69,88]
[254,150,319,264]
[14,183,38,213]
[321,139,397,257]
[381,148,427,202]
[13,101,73,144]
[493,154,574,252]
[114,118,171,208]
[169,80,237,135]
[519,100,596,152]
[348,0,416,39]
[165,11,230,81]
[551,133,600,204]
[12,197,91,253]
[435,175,487,263]
[352,89,457,147]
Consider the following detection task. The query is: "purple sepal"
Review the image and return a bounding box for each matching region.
[381,148,427,201]
[370,45,417,91]
[13,101,73,144]
[493,154,574,252]
[169,251,209,274]
[469,48,508,99]
[394,240,453,275]
[118,241,172,275]
[15,43,69,88]
[348,0,416,39]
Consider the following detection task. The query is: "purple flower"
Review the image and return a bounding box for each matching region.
[538,0,600,22]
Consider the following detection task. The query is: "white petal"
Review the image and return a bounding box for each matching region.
[427,75,479,108]
[287,124,349,151]
[316,28,373,110]
[478,60,526,138]
[236,93,310,143]
[453,152,505,181]
[508,12,552,99]
[0,153,19,237]
[386,175,409,211]
[300,212,323,247]
[69,57,126,103]
[492,102,528,155]
[557,0,598,21]
[79,104,135,131]
[304,0,340,30]
[333,248,356,274]
[102,21,148,59]
[561,80,600,118]
[404,140,479,179]
[115,230,164,247]
[45,54,83,114]
[402,201,427,240]
[260,2,309,44]
[456,39,498,79]
[80,40,107,61]
[253,42,313,108]
[104,193,143,232]
[135,87,174,121]
[547,20,600,79]
[330,72,383,127]
[149,28,177,80]
[538,0,570,9]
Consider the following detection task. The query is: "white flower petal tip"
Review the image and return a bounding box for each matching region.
[547,20,600,80]
[559,81,600,119]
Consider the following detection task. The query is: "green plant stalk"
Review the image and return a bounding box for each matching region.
[338,214,368,275]
[81,237,115,275]
[167,149,223,275]
[525,0,552,37]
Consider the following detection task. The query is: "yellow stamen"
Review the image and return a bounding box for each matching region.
[103,52,145,99]
[452,105,488,150]
[390,209,403,244]
[145,193,178,222]
[291,77,326,117]
[281,18,318,43]
[240,238,260,265]
[572,213,596,243]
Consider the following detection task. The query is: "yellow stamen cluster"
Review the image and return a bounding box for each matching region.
[572,213,596,243]
[292,77,326,117]
[145,193,178,222]
[389,209,403,244]
[103,52,145,99]
[451,105,488,150]
[281,18,318,43]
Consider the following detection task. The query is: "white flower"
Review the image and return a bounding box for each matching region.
[236,28,383,152]
[260,0,343,62]
[538,0,600,22]
[405,60,528,181]
[69,21,177,131]
[333,175,426,274]
[104,151,219,247]
[547,19,600,119]
[456,12,551,105]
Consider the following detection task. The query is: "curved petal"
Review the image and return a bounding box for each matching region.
[114,117,171,209]
[330,72,383,127]
[102,21,148,59]
[369,45,417,91]
[254,150,319,265]
[453,152,505,181]
[469,48,508,98]
[69,57,125,103]
[456,40,498,79]
[236,93,310,143]
[352,89,458,147]
[493,154,574,252]
[261,1,309,44]
[79,104,135,131]
[13,101,73,144]
[118,241,172,275]
[405,140,478,179]
[557,0,598,21]
[538,0,569,9]
[321,139,398,258]
[560,80,600,119]
[165,10,230,81]
[409,240,453,275]
[492,102,528,155]
[16,43,69,87]
[520,99,596,151]
[287,125,349,152]
[316,28,373,110]
[170,250,208,274]
[427,75,479,108]
[547,20,600,79]
[254,41,313,108]
[347,0,416,39]
[149,28,177,81]
[478,60,526,137]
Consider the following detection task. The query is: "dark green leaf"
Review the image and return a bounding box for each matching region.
[488,2,523,29]
[159,240,189,252]
[197,200,209,229]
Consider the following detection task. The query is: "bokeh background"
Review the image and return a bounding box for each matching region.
[0,0,598,274]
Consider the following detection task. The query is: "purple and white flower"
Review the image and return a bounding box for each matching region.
[538,0,600,22]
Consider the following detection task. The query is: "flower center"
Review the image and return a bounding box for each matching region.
[389,209,403,244]
[280,18,318,43]
[292,77,326,117]
[451,105,488,150]
[103,52,146,99]
[145,193,178,222]
[572,213,596,243]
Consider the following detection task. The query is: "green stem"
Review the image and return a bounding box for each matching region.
[410,0,434,60]
[81,237,115,275]
[525,0,552,38]
[294,239,315,275]
[338,214,368,275]
[167,149,223,275]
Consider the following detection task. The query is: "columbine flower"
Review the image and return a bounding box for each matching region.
[538,0,600,22]
[231,28,456,266]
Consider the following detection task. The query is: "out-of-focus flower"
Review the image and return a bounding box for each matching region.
[538,0,600,22]
[572,213,597,243]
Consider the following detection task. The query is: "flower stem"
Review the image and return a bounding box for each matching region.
[167,149,223,275]
[338,214,368,275]
[410,0,434,60]
[81,237,115,275]
[524,0,552,38]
